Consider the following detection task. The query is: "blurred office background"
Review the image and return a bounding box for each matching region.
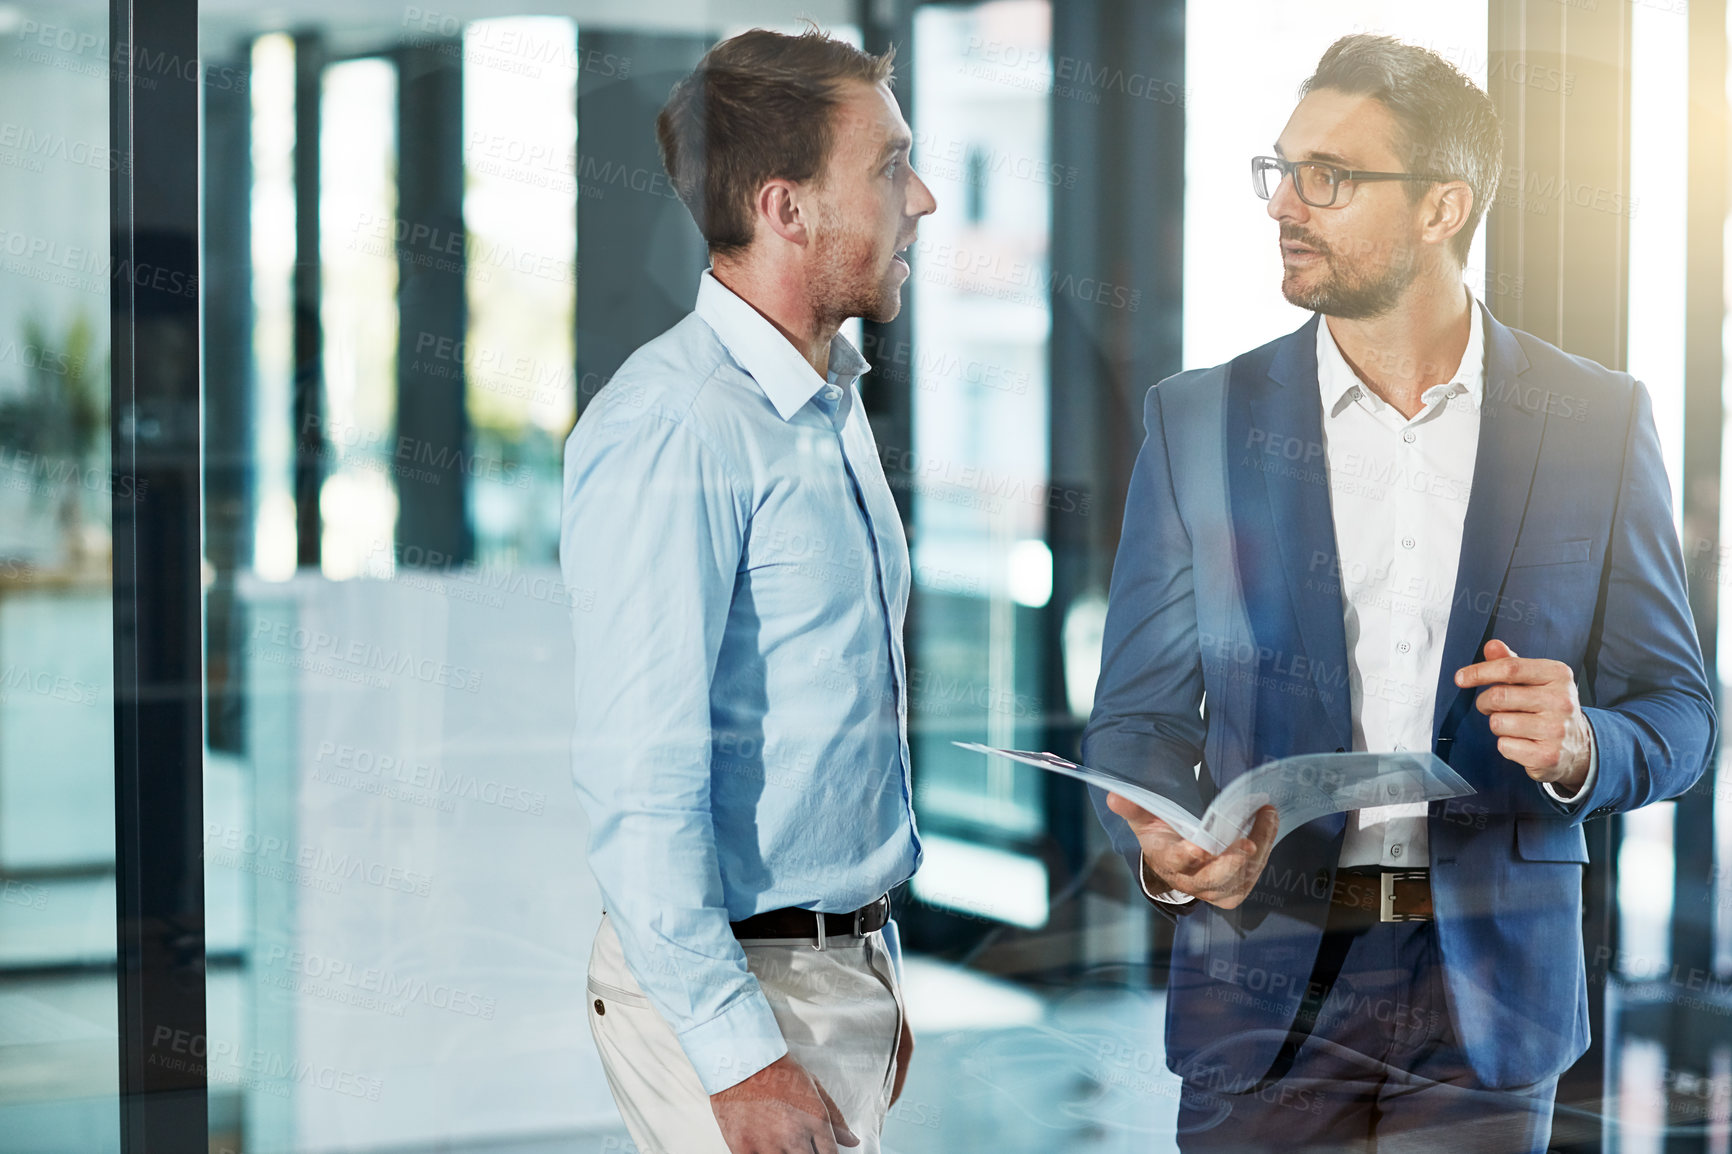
[0,0,1726,1150]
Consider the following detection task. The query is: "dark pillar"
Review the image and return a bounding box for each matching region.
[1044,0,1185,880]
[292,31,324,569]
[111,0,208,1145]
[1487,2,1632,1145]
[203,42,255,754]
[572,29,710,419]
[395,39,473,565]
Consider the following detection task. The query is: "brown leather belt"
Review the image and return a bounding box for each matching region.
[1331,868,1432,923]
[730,894,892,949]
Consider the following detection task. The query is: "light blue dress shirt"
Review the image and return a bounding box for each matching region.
[561,270,921,1094]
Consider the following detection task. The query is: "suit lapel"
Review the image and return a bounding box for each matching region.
[1234,317,1353,748]
[1432,309,1543,741]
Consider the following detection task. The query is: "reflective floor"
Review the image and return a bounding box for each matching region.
[4,961,1725,1153]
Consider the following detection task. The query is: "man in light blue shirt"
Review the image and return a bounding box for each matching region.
[561,26,936,1154]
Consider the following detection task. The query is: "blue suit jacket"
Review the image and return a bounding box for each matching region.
[1082,308,1715,1092]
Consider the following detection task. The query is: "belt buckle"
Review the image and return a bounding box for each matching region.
[1380,870,1428,923]
[858,893,886,937]
[814,895,886,951]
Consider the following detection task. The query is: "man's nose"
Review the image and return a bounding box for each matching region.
[1266,171,1308,225]
[910,168,938,218]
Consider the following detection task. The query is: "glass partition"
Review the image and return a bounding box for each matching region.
[0,2,120,1151]
[174,0,1732,1150]
[907,0,1055,931]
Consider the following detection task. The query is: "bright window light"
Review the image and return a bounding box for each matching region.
[911,833,1050,929]
[1008,538,1052,608]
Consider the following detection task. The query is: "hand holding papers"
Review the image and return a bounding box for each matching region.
[954,743,1475,856]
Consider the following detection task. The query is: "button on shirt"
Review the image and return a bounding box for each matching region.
[561,270,921,1093]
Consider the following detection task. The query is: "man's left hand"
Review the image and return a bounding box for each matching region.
[1456,638,1592,795]
[890,1018,913,1106]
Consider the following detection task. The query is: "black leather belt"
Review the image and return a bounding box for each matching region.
[730,894,892,950]
[1331,868,1432,923]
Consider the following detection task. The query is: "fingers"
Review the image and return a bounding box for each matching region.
[1249,804,1280,855]
[1495,736,1553,777]
[1105,791,1148,822]
[1456,656,1550,687]
[1112,794,1277,909]
[1245,805,1280,877]
[891,1020,913,1106]
[1457,641,1568,690]
[1106,792,1174,838]
[1213,807,1278,866]
[1107,793,1213,877]
[1174,809,1278,908]
[1472,684,1553,715]
[710,1058,858,1154]
[1486,710,1565,742]
[811,1075,859,1149]
[1484,639,1517,661]
[804,1115,843,1154]
[1457,637,1518,687]
[1150,834,1211,878]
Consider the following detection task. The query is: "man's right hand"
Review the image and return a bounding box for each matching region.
[1106,795,1279,910]
[710,1054,860,1154]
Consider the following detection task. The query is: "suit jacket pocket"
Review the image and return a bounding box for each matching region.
[1509,537,1591,568]
[1514,814,1590,863]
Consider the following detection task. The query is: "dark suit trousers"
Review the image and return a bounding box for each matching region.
[1175,918,1558,1154]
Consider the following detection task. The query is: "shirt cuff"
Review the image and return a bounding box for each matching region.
[1139,855,1195,907]
[676,986,789,1095]
[1541,718,1598,806]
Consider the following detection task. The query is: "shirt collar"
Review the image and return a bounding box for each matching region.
[1315,286,1486,417]
[694,269,872,422]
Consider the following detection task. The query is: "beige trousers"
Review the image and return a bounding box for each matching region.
[586,914,905,1154]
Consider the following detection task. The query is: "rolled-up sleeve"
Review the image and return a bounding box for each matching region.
[561,401,786,1094]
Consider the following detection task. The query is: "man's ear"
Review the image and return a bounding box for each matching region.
[756,178,808,247]
[1422,180,1474,250]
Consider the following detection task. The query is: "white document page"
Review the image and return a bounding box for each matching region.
[954,743,1475,855]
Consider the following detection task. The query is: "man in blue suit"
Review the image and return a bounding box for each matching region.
[1084,34,1714,1152]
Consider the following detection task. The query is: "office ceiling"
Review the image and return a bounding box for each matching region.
[199,0,854,58]
[0,0,856,66]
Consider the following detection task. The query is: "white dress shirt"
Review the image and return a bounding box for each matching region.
[1321,302,1482,867]
[1142,294,1592,902]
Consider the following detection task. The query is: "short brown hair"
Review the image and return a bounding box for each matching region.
[1301,34,1503,264]
[656,27,895,257]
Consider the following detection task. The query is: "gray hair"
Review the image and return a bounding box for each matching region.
[1300,34,1503,264]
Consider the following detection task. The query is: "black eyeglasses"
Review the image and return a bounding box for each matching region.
[1251,154,1452,208]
